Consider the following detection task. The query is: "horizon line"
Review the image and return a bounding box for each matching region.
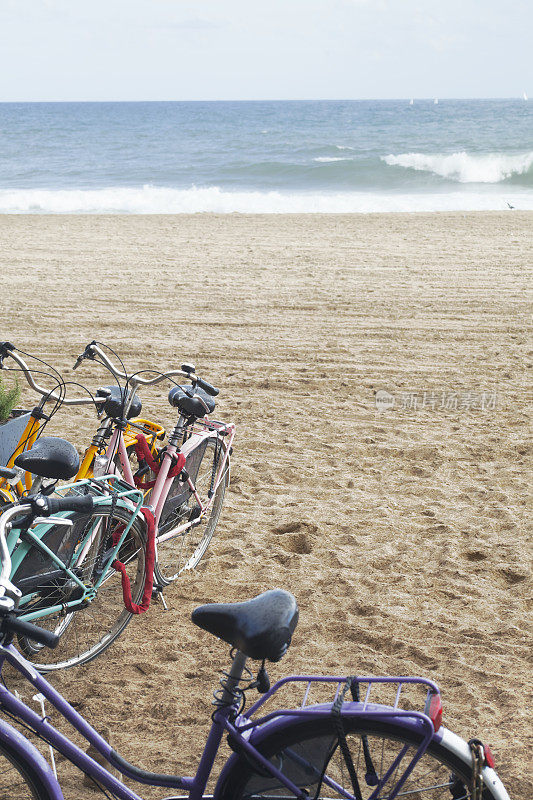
[0,96,529,104]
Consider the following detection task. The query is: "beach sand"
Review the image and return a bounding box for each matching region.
[0,212,531,797]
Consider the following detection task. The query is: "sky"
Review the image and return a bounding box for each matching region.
[0,0,531,102]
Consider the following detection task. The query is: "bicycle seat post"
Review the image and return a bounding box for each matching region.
[168,414,187,448]
[219,651,248,707]
[121,382,139,421]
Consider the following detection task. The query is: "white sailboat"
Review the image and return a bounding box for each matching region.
[523,91,528,101]
[409,98,414,105]
[434,97,439,105]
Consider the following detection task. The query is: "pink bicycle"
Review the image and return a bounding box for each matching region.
[72,341,235,590]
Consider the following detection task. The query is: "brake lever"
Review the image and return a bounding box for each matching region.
[0,579,22,605]
[73,340,97,370]
[0,466,25,488]
[0,341,15,369]
[31,517,74,528]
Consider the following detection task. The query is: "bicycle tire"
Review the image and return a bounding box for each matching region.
[153,436,229,585]
[0,739,53,800]
[16,505,146,672]
[216,716,504,799]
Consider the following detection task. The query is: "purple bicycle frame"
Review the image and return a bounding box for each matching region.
[0,643,443,800]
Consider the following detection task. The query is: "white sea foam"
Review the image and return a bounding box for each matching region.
[313,157,351,162]
[335,145,355,151]
[382,151,533,183]
[1,185,532,214]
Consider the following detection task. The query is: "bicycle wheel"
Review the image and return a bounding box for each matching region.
[16,505,146,672]
[153,436,229,585]
[0,740,52,800]
[216,717,504,799]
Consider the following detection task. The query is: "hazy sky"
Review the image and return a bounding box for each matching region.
[1,0,531,101]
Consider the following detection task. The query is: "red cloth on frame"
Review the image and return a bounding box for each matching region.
[112,506,156,615]
[133,434,186,489]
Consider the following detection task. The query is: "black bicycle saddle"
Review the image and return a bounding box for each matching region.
[191,589,299,662]
[95,386,142,420]
[14,437,80,480]
[168,385,215,417]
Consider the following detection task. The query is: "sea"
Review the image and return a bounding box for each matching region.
[0,99,532,213]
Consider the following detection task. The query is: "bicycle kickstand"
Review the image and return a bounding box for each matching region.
[152,583,168,611]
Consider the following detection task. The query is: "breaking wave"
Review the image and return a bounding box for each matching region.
[313,157,353,162]
[382,151,533,184]
[1,185,532,213]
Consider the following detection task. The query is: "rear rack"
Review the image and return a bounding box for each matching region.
[243,674,442,729]
[125,418,166,443]
[56,475,144,510]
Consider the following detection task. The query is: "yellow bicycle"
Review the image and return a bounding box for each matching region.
[0,343,164,502]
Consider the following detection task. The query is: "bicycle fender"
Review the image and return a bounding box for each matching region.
[439,728,511,800]
[0,716,64,799]
[215,709,511,800]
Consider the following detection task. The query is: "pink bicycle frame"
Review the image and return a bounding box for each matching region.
[105,420,235,546]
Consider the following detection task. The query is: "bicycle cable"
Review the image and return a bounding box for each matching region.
[0,363,66,458]
[82,340,128,421]
[212,648,262,719]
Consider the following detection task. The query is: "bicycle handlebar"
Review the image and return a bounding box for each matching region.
[31,494,94,517]
[0,613,60,649]
[76,342,219,393]
[195,377,219,397]
[0,346,94,407]
[75,342,187,386]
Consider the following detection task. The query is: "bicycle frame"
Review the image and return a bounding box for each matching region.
[108,417,235,542]
[9,478,144,624]
[0,642,459,800]
[76,417,166,482]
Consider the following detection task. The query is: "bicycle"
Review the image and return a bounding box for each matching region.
[0,343,94,503]
[0,502,510,799]
[69,340,235,585]
[0,438,147,672]
[0,341,235,586]
[0,343,164,499]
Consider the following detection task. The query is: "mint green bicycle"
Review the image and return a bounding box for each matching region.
[0,438,147,672]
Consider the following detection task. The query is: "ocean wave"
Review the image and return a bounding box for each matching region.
[313,157,352,163]
[382,151,533,183]
[1,185,532,213]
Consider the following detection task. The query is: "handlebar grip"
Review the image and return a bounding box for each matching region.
[40,495,94,516]
[1,615,60,649]
[195,377,219,397]
[73,341,97,370]
[0,342,15,358]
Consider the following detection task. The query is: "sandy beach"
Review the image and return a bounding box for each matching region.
[0,212,531,798]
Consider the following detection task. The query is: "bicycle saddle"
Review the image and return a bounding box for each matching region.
[191,589,299,662]
[168,385,215,417]
[14,437,80,480]
[95,386,142,420]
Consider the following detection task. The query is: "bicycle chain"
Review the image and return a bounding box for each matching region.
[208,435,222,499]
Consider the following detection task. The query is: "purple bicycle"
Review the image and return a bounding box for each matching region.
[0,501,510,799]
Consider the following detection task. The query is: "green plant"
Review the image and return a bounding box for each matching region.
[0,377,20,423]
